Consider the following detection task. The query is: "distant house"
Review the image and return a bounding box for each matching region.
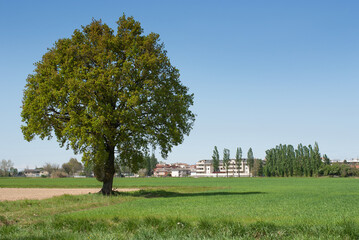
[24,169,49,177]
[153,163,191,177]
[153,164,172,177]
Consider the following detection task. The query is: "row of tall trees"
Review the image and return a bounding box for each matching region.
[264,142,328,177]
[212,146,240,176]
[211,146,262,176]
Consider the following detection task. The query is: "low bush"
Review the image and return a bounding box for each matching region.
[319,163,359,177]
[51,170,68,178]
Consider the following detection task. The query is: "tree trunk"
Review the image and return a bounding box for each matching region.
[101,175,114,195]
[100,146,115,195]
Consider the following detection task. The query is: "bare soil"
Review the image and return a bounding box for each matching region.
[0,188,140,201]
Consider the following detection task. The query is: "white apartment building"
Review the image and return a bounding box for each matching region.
[194,159,251,177]
[172,168,191,177]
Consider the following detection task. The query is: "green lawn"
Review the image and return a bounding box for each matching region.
[1,177,359,239]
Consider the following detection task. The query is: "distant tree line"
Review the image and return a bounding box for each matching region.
[0,153,159,178]
[264,142,328,177]
[0,158,85,178]
[40,158,85,178]
[319,163,359,177]
[42,153,158,178]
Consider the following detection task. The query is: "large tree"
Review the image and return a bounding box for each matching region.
[21,15,195,194]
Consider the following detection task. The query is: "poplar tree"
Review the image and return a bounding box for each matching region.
[303,146,310,177]
[235,147,242,177]
[247,148,254,174]
[264,149,273,177]
[313,142,322,174]
[297,144,304,176]
[323,154,330,165]
[223,148,230,177]
[287,145,295,176]
[212,146,220,172]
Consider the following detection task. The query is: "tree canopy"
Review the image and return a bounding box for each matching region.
[21,15,195,194]
[62,158,83,176]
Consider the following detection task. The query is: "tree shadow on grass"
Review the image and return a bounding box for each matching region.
[113,190,265,198]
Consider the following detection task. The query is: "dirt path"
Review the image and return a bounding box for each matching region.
[0,188,140,201]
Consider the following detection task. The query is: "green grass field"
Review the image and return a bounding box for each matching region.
[1,177,359,239]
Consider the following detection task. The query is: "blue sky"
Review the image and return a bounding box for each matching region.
[1,0,358,169]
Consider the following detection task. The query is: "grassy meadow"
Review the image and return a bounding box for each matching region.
[1,177,359,239]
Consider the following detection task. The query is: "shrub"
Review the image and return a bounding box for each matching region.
[319,163,359,177]
[51,170,68,178]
